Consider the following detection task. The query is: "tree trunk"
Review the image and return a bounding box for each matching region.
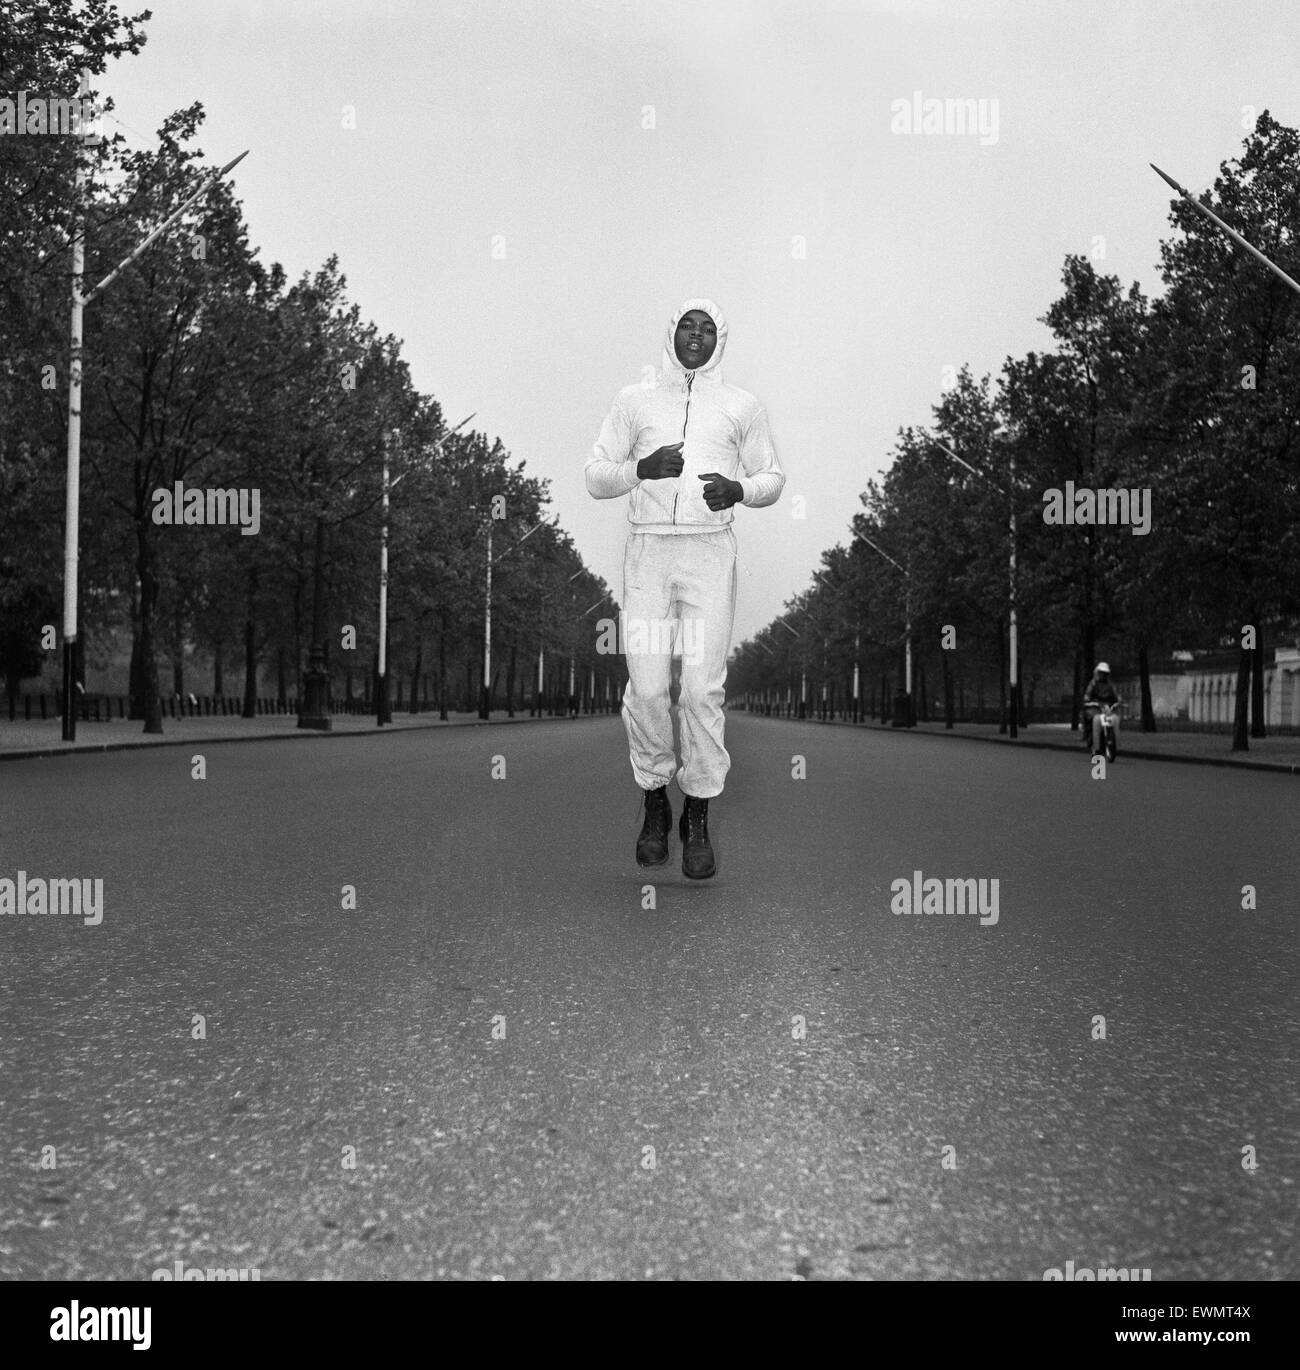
[507,638,517,718]
[128,582,144,719]
[212,635,223,698]
[997,618,1007,733]
[298,517,330,726]
[322,619,331,711]
[410,639,423,714]
[943,649,954,729]
[276,643,287,708]
[1231,644,1251,751]
[1250,626,1267,738]
[242,579,258,720]
[1070,648,1082,734]
[136,520,163,734]
[128,636,143,719]
[172,603,184,698]
[1138,642,1156,733]
[438,620,448,721]
[292,529,305,702]
[1082,622,1096,700]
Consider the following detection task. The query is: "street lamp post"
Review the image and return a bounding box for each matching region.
[54,73,247,741]
[378,415,473,726]
[480,511,558,719]
[534,567,582,716]
[809,567,852,723]
[1008,447,1019,737]
[481,519,493,719]
[859,533,911,726]
[774,611,810,719]
[1151,163,1300,297]
[377,446,391,725]
[579,593,609,717]
[748,633,774,714]
[60,122,87,741]
[935,439,1023,737]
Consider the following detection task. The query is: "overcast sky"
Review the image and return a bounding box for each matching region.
[101,0,1300,643]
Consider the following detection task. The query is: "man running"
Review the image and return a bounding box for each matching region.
[585,298,785,878]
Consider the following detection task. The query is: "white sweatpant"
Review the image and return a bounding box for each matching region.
[620,528,737,798]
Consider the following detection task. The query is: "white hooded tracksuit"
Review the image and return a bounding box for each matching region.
[585,299,785,798]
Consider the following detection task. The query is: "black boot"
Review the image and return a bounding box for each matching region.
[679,795,716,880]
[636,785,672,866]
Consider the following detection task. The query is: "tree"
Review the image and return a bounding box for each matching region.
[1143,112,1300,747]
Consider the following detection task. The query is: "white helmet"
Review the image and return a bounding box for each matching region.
[1095,661,1110,674]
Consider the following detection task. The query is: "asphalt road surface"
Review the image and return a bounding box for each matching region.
[1,715,1296,1280]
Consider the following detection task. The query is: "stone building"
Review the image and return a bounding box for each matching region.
[1114,646,1300,729]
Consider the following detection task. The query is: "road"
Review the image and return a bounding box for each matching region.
[1,715,1296,1280]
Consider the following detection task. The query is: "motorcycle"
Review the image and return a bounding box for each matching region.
[1083,699,1122,762]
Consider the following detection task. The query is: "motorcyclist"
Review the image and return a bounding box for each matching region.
[1082,661,1120,754]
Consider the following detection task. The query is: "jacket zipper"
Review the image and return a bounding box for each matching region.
[674,370,694,525]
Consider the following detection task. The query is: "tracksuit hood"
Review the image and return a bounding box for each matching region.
[662,297,728,379]
[585,292,784,529]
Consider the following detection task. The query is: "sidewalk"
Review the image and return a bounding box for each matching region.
[0,708,606,762]
[747,713,1300,775]
[7,708,1297,774]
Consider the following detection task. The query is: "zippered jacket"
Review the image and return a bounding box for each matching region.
[1083,677,1119,706]
[585,298,785,532]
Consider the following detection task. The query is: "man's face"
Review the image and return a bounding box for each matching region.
[674,310,717,369]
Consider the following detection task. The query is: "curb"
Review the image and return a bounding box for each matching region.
[737,712,1300,775]
[0,711,611,763]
